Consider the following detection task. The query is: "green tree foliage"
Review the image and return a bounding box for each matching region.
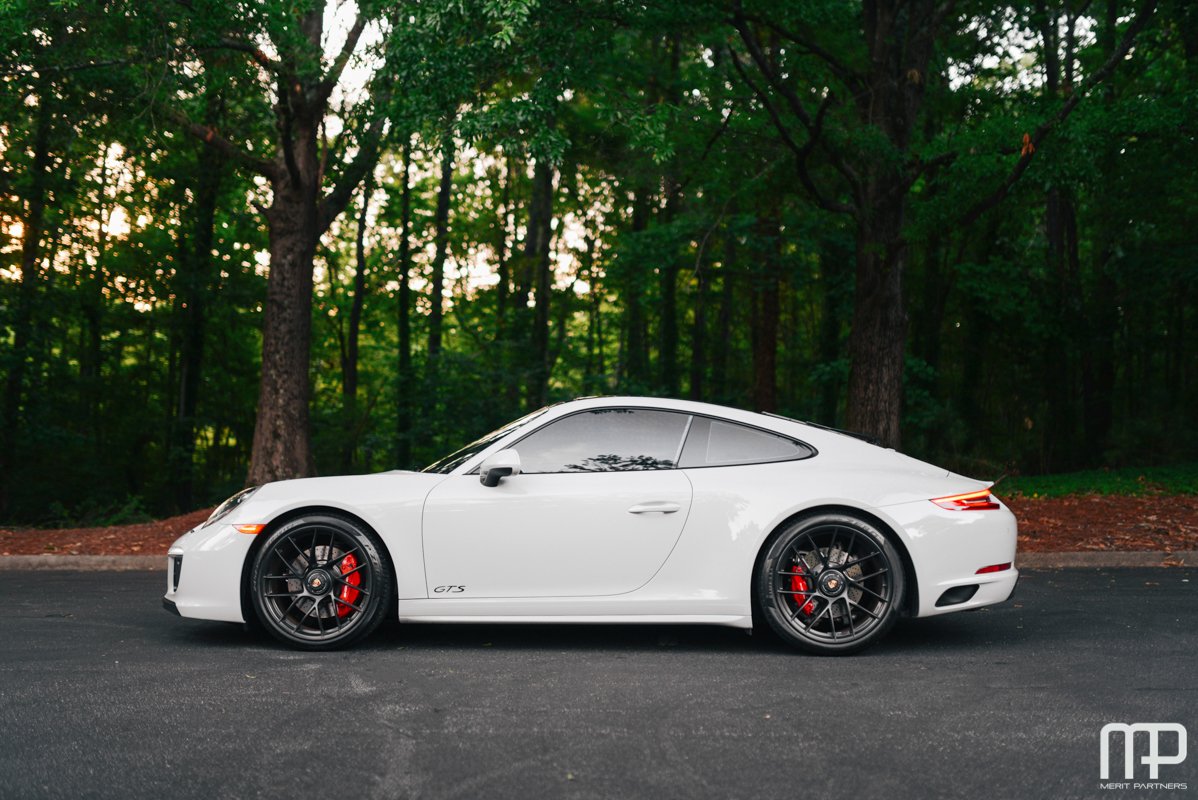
[1,0,1195,523]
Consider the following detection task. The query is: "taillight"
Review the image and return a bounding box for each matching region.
[931,489,1000,511]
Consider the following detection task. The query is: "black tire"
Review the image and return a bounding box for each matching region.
[250,513,393,650]
[756,512,905,655]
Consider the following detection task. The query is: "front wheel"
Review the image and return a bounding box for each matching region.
[250,514,393,650]
[756,513,905,655]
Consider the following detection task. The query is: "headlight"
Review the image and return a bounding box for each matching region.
[205,486,260,527]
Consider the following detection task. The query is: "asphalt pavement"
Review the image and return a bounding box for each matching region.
[0,568,1195,800]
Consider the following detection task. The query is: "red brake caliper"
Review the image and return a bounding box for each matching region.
[337,554,361,618]
[790,565,815,616]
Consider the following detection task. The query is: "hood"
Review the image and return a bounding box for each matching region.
[248,470,445,512]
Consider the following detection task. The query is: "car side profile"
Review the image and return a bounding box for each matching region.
[163,396,1018,655]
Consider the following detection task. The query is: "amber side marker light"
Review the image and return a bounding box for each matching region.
[931,489,1000,511]
[234,524,266,535]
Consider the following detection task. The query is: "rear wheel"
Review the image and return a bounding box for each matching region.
[250,514,392,650]
[756,512,904,655]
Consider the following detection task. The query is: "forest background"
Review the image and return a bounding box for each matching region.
[1,0,1194,525]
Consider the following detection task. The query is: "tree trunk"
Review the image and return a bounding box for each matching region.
[658,36,683,395]
[586,237,607,394]
[595,281,606,385]
[816,239,850,426]
[1037,0,1085,469]
[514,157,540,309]
[169,139,225,509]
[0,98,52,515]
[395,141,414,468]
[712,225,737,401]
[689,261,708,401]
[248,172,320,484]
[912,235,953,374]
[247,95,324,485]
[415,136,455,457]
[1042,187,1084,469]
[495,157,511,339]
[1080,0,1122,462]
[582,238,603,393]
[176,5,385,485]
[624,189,652,389]
[503,156,530,409]
[749,209,781,412]
[845,195,908,446]
[842,0,937,447]
[527,159,554,409]
[658,177,682,395]
[427,139,455,360]
[341,180,371,471]
[82,143,113,448]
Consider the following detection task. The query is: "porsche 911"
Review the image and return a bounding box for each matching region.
[163,396,1018,654]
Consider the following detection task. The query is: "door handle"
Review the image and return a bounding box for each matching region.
[627,501,681,515]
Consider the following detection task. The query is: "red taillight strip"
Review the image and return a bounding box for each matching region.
[976,562,1012,574]
[931,489,1000,511]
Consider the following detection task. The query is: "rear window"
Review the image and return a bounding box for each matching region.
[678,417,813,468]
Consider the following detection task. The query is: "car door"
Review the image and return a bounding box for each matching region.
[421,408,694,598]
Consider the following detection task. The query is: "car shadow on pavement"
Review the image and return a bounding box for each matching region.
[879,611,1024,654]
[160,607,1027,658]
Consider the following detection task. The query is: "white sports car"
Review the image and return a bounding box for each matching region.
[164,396,1018,654]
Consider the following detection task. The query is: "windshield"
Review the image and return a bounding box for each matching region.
[421,407,551,474]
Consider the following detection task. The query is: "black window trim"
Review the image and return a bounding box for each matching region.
[761,411,879,446]
[673,413,695,466]
[467,405,818,475]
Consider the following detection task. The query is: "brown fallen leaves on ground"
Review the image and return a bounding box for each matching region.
[0,508,213,556]
[1005,494,1198,553]
[1,495,1196,556]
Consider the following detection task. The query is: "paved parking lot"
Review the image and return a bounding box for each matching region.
[0,568,1194,799]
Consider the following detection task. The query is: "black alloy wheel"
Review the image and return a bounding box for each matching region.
[757,512,905,655]
[250,514,392,650]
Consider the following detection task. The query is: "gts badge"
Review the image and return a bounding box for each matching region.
[433,585,466,594]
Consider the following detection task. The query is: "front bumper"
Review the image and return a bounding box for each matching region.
[162,522,255,623]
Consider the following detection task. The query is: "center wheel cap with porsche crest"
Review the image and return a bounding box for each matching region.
[818,570,847,597]
[305,569,333,596]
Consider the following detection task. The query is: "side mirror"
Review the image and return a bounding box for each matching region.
[479,449,521,487]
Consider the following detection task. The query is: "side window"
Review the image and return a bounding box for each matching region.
[678,417,813,468]
[513,409,692,473]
